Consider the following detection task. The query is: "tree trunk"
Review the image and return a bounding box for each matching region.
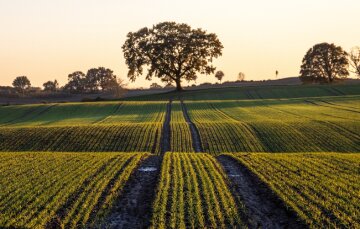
[175,78,183,91]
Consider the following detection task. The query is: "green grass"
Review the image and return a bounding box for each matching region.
[151,153,244,228]
[0,101,166,127]
[0,101,166,153]
[0,152,148,228]
[0,85,359,153]
[0,124,162,152]
[227,153,360,228]
[125,84,360,101]
[186,96,360,154]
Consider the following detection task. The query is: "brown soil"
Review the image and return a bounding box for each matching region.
[217,155,306,229]
[160,100,172,154]
[95,156,161,229]
[180,100,203,152]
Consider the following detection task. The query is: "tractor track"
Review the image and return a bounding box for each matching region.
[218,155,305,229]
[93,156,161,229]
[160,99,172,154]
[180,100,203,152]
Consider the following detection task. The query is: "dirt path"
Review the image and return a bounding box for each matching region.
[180,100,203,152]
[96,156,161,229]
[217,155,304,229]
[160,100,172,154]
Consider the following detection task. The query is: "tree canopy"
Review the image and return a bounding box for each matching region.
[43,80,59,92]
[64,71,86,93]
[300,43,349,83]
[150,83,162,89]
[215,71,225,83]
[122,22,223,91]
[12,76,31,94]
[64,67,120,93]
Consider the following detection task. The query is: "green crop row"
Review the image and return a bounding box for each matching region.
[0,152,147,228]
[0,124,162,153]
[151,153,243,228]
[170,102,194,152]
[124,84,360,101]
[185,97,360,154]
[227,153,360,228]
[0,101,166,127]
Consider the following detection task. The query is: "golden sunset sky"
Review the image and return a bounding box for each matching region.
[0,0,359,88]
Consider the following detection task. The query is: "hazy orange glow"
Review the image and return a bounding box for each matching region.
[0,0,359,88]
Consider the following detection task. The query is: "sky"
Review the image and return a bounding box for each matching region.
[0,0,359,89]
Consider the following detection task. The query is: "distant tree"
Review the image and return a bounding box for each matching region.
[84,68,99,92]
[215,71,225,83]
[64,68,122,94]
[349,46,360,77]
[238,72,245,81]
[122,22,223,91]
[86,67,118,92]
[64,71,86,93]
[150,83,162,89]
[164,83,175,89]
[43,80,59,92]
[300,43,349,83]
[12,76,31,94]
[275,70,279,78]
[111,78,126,98]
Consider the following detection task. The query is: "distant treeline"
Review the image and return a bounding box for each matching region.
[1,67,124,97]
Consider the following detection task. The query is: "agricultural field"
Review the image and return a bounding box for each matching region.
[127,84,360,101]
[151,153,244,228]
[0,84,359,228]
[1,86,359,154]
[186,96,360,154]
[0,101,166,126]
[0,101,165,153]
[0,152,147,228]
[227,153,360,228]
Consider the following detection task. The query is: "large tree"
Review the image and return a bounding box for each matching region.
[122,22,223,91]
[12,76,31,94]
[300,43,349,83]
[349,46,360,77]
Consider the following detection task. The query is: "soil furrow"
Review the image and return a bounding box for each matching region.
[160,100,172,154]
[217,155,305,229]
[96,156,161,228]
[180,100,203,152]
